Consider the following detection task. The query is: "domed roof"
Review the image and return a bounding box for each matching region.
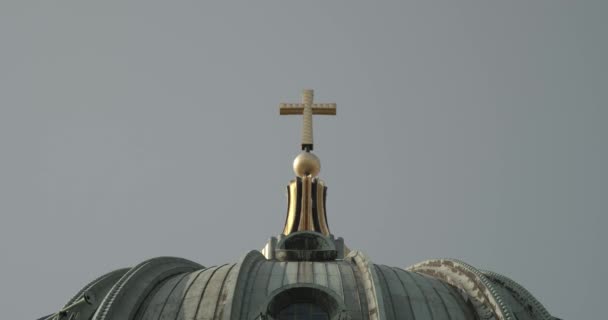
[43,251,554,320]
[40,90,556,320]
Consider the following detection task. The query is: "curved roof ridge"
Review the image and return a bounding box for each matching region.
[344,250,386,320]
[481,269,554,320]
[407,258,515,320]
[92,256,202,320]
[64,268,130,308]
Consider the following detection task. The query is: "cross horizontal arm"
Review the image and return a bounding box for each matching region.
[279,103,337,115]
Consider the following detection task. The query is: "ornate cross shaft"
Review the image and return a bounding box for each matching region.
[279,89,336,151]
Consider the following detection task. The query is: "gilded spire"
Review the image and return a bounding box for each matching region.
[279,90,336,236]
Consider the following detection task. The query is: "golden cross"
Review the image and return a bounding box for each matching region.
[279,89,336,151]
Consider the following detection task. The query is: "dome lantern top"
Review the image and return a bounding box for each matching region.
[278,90,336,239]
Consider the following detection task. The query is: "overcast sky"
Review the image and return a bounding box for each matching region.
[1,2,606,319]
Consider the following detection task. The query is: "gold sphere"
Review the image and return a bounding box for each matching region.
[293,151,321,177]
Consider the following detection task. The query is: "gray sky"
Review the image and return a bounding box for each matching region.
[1,1,606,319]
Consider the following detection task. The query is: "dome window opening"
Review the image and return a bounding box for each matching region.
[266,287,343,320]
[277,302,329,320]
[283,232,328,251]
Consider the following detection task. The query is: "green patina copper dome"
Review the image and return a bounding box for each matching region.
[40,252,556,320]
[40,90,557,320]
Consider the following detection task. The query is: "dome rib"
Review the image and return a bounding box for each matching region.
[339,262,365,319]
[154,268,208,318]
[136,271,191,320]
[239,257,268,319]
[373,265,398,320]
[349,262,370,319]
[44,268,131,320]
[482,270,553,320]
[134,263,241,320]
[345,250,386,320]
[234,251,266,320]
[372,265,478,320]
[191,265,224,318]
[408,258,516,320]
[178,264,225,319]
[195,264,234,320]
[92,257,202,320]
[435,274,478,318]
[387,267,417,319]
[408,271,453,319]
[212,264,238,319]
[64,268,130,308]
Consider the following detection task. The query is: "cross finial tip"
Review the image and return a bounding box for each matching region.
[301,89,314,105]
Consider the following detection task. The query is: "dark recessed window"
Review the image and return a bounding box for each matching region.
[277,302,329,320]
